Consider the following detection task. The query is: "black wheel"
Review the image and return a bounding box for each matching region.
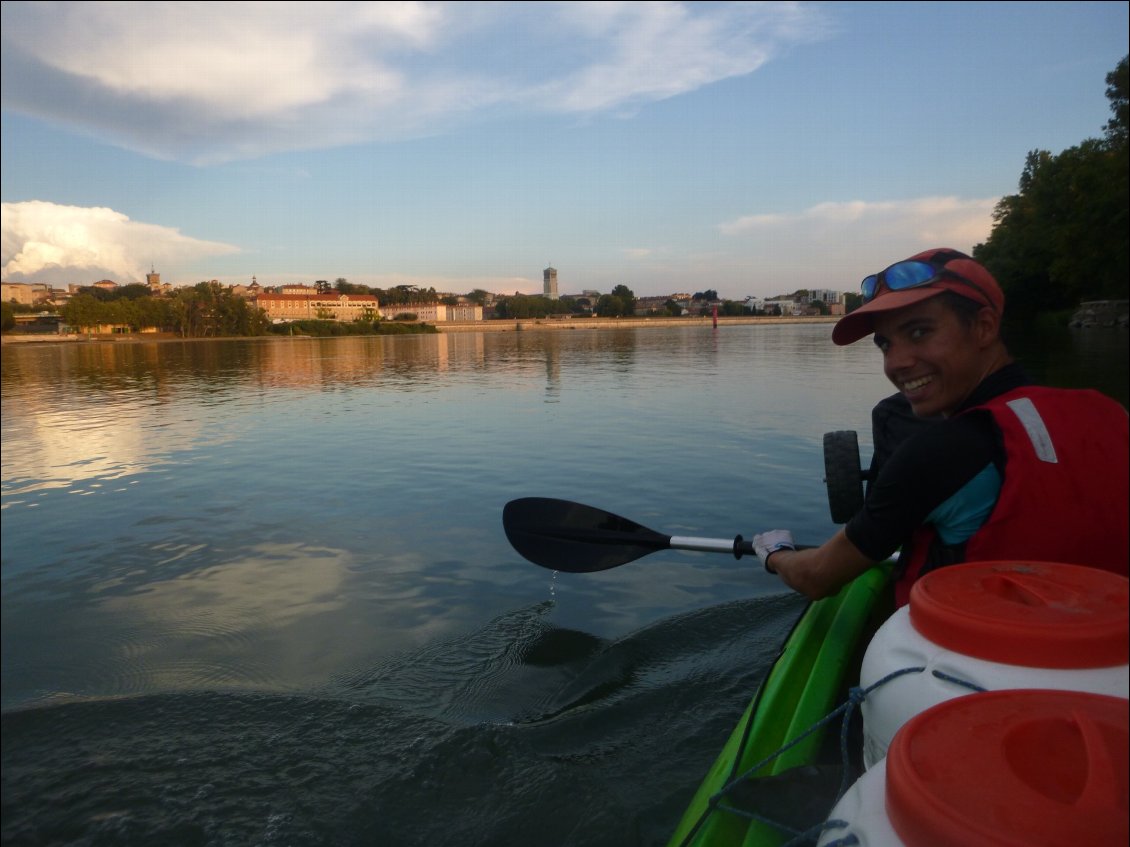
[824,431,864,524]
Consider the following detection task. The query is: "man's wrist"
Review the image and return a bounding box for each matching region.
[754,530,795,574]
[764,548,784,574]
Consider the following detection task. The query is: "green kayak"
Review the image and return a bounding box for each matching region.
[668,565,892,847]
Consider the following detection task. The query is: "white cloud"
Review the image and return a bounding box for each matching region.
[623,247,654,259]
[0,1,830,164]
[713,196,1000,294]
[1,201,239,284]
[12,2,438,117]
[537,1,826,112]
[719,195,997,247]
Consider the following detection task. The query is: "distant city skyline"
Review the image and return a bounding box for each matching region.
[2,2,1127,300]
[2,271,826,304]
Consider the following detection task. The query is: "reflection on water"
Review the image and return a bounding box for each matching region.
[1,328,878,498]
[94,541,352,692]
[1007,326,1129,406]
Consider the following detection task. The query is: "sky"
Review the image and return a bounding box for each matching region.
[1,2,1127,300]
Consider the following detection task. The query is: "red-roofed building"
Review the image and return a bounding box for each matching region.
[254,291,379,323]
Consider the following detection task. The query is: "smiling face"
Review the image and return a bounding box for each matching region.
[871,295,1005,418]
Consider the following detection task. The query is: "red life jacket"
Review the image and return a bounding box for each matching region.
[895,385,1129,606]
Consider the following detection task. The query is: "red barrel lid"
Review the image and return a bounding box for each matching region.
[908,561,1129,668]
[886,689,1129,847]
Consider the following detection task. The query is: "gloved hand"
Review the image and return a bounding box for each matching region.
[753,530,795,574]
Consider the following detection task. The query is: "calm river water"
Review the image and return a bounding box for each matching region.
[2,323,1126,846]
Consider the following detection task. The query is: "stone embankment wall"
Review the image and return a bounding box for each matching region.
[1070,301,1129,329]
[435,316,838,333]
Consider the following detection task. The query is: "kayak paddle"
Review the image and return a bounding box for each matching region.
[502,497,761,573]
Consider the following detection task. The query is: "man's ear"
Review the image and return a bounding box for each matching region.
[973,306,1001,348]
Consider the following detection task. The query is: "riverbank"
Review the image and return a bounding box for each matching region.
[1,315,837,345]
[435,315,838,332]
[1,332,241,345]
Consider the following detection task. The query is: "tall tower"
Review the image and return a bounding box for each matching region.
[543,265,558,300]
[146,265,161,291]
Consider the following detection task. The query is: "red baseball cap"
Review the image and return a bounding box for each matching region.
[832,248,1005,346]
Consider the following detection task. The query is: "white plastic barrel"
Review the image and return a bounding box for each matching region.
[817,689,1129,847]
[860,560,1129,769]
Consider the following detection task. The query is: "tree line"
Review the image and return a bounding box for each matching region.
[493,285,644,319]
[58,281,272,337]
[46,281,439,337]
[318,279,445,306]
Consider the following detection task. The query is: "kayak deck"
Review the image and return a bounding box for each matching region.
[668,566,892,847]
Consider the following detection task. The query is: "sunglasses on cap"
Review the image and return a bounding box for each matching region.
[860,251,997,309]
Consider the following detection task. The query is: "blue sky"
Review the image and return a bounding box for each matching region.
[1,1,1127,299]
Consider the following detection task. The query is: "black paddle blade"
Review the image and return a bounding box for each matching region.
[503,498,672,573]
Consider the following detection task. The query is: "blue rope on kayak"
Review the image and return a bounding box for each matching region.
[931,668,987,693]
[685,664,988,847]
[815,825,859,846]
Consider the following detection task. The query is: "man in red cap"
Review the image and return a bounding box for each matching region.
[754,248,1129,606]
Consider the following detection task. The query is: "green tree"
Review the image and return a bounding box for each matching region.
[377,284,420,305]
[721,300,746,316]
[557,295,581,314]
[595,291,633,317]
[135,295,173,331]
[61,293,105,331]
[77,285,117,302]
[1104,54,1128,149]
[108,296,139,330]
[166,291,192,336]
[1,301,15,331]
[596,284,637,317]
[595,294,619,317]
[158,281,269,337]
[334,278,372,295]
[494,294,569,319]
[117,283,152,300]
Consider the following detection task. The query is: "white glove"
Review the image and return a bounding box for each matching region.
[754,530,795,573]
